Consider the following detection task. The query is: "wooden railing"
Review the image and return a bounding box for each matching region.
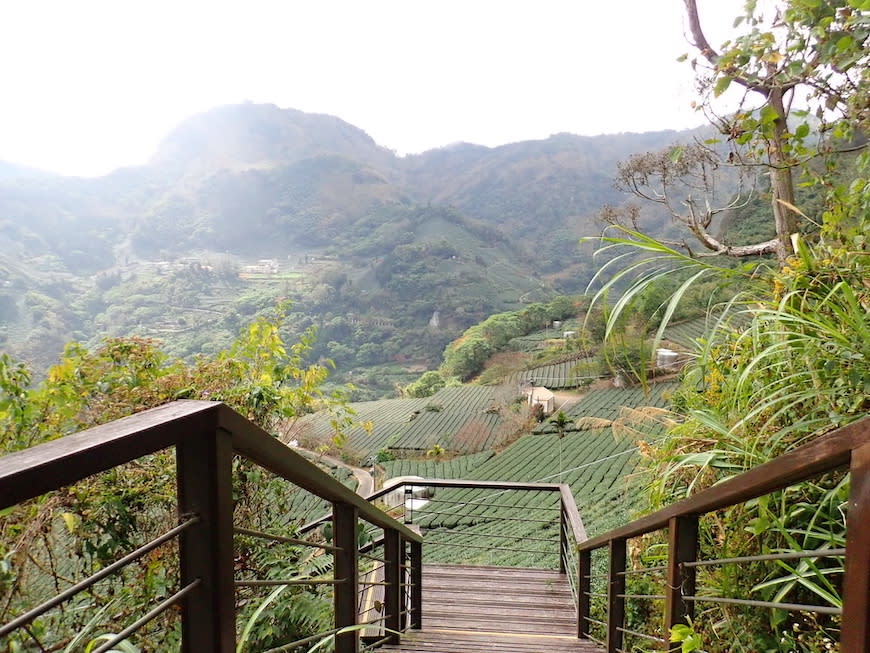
[360,478,587,630]
[300,477,588,636]
[576,416,870,653]
[0,401,423,653]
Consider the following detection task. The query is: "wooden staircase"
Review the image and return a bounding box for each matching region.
[379,564,603,653]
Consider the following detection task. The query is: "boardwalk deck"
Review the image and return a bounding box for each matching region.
[381,564,603,653]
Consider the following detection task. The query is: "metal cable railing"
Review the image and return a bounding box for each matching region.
[576,415,870,653]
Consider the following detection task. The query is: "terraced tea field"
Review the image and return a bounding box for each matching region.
[285,386,526,458]
[534,382,676,435]
[520,357,596,389]
[661,316,709,349]
[381,450,496,479]
[380,383,676,567]
[507,320,584,353]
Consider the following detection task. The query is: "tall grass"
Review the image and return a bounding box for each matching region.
[586,228,868,651]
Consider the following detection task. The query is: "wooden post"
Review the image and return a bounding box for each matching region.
[559,505,568,573]
[399,538,409,632]
[176,427,236,653]
[333,502,359,653]
[606,538,626,653]
[383,529,401,644]
[665,515,699,650]
[578,549,591,639]
[409,539,423,630]
[842,442,870,652]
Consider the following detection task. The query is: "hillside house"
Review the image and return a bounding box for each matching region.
[241,259,279,275]
[525,386,555,414]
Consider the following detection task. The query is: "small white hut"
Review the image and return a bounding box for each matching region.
[525,386,555,415]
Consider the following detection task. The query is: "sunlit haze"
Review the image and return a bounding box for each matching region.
[0,1,743,177]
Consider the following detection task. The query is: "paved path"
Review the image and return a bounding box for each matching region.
[294,447,374,497]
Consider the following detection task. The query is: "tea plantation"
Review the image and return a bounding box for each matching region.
[380,383,677,566]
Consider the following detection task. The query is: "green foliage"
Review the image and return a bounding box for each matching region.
[441,296,583,380]
[589,237,864,649]
[404,370,447,398]
[585,5,869,646]
[670,621,703,652]
[0,308,351,651]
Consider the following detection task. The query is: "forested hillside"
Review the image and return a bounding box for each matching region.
[0,104,733,393]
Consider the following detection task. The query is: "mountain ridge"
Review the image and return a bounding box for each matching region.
[0,103,714,392]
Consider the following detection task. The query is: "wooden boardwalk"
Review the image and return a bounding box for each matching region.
[380,564,603,653]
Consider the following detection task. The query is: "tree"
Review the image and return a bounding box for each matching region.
[404,370,447,398]
[681,0,868,262]
[606,1,868,263]
[585,3,869,648]
[550,411,571,483]
[605,143,778,257]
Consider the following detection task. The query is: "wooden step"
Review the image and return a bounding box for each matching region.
[380,629,603,653]
[365,563,602,650]
[411,563,586,639]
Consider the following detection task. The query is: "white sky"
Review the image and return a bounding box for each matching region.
[0,1,743,177]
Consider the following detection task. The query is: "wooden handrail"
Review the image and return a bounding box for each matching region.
[222,405,421,541]
[560,484,587,544]
[0,401,216,509]
[578,416,870,551]
[0,400,421,543]
[360,477,587,545]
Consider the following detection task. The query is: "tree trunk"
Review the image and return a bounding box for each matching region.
[767,88,800,263]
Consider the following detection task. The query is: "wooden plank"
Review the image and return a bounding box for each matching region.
[419,564,583,639]
[380,629,604,652]
[579,416,870,550]
[842,441,870,652]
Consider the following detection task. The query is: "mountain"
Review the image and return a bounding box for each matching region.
[0,159,52,180]
[0,104,710,393]
[150,103,396,175]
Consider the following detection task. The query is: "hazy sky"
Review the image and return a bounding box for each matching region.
[0,1,743,177]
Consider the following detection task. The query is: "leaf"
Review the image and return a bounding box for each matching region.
[676,53,689,62]
[669,145,686,163]
[713,76,732,97]
[62,511,81,534]
[84,635,140,653]
[836,35,854,51]
[760,104,780,125]
[794,123,810,139]
[64,600,121,653]
[237,585,289,653]
[670,624,693,642]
